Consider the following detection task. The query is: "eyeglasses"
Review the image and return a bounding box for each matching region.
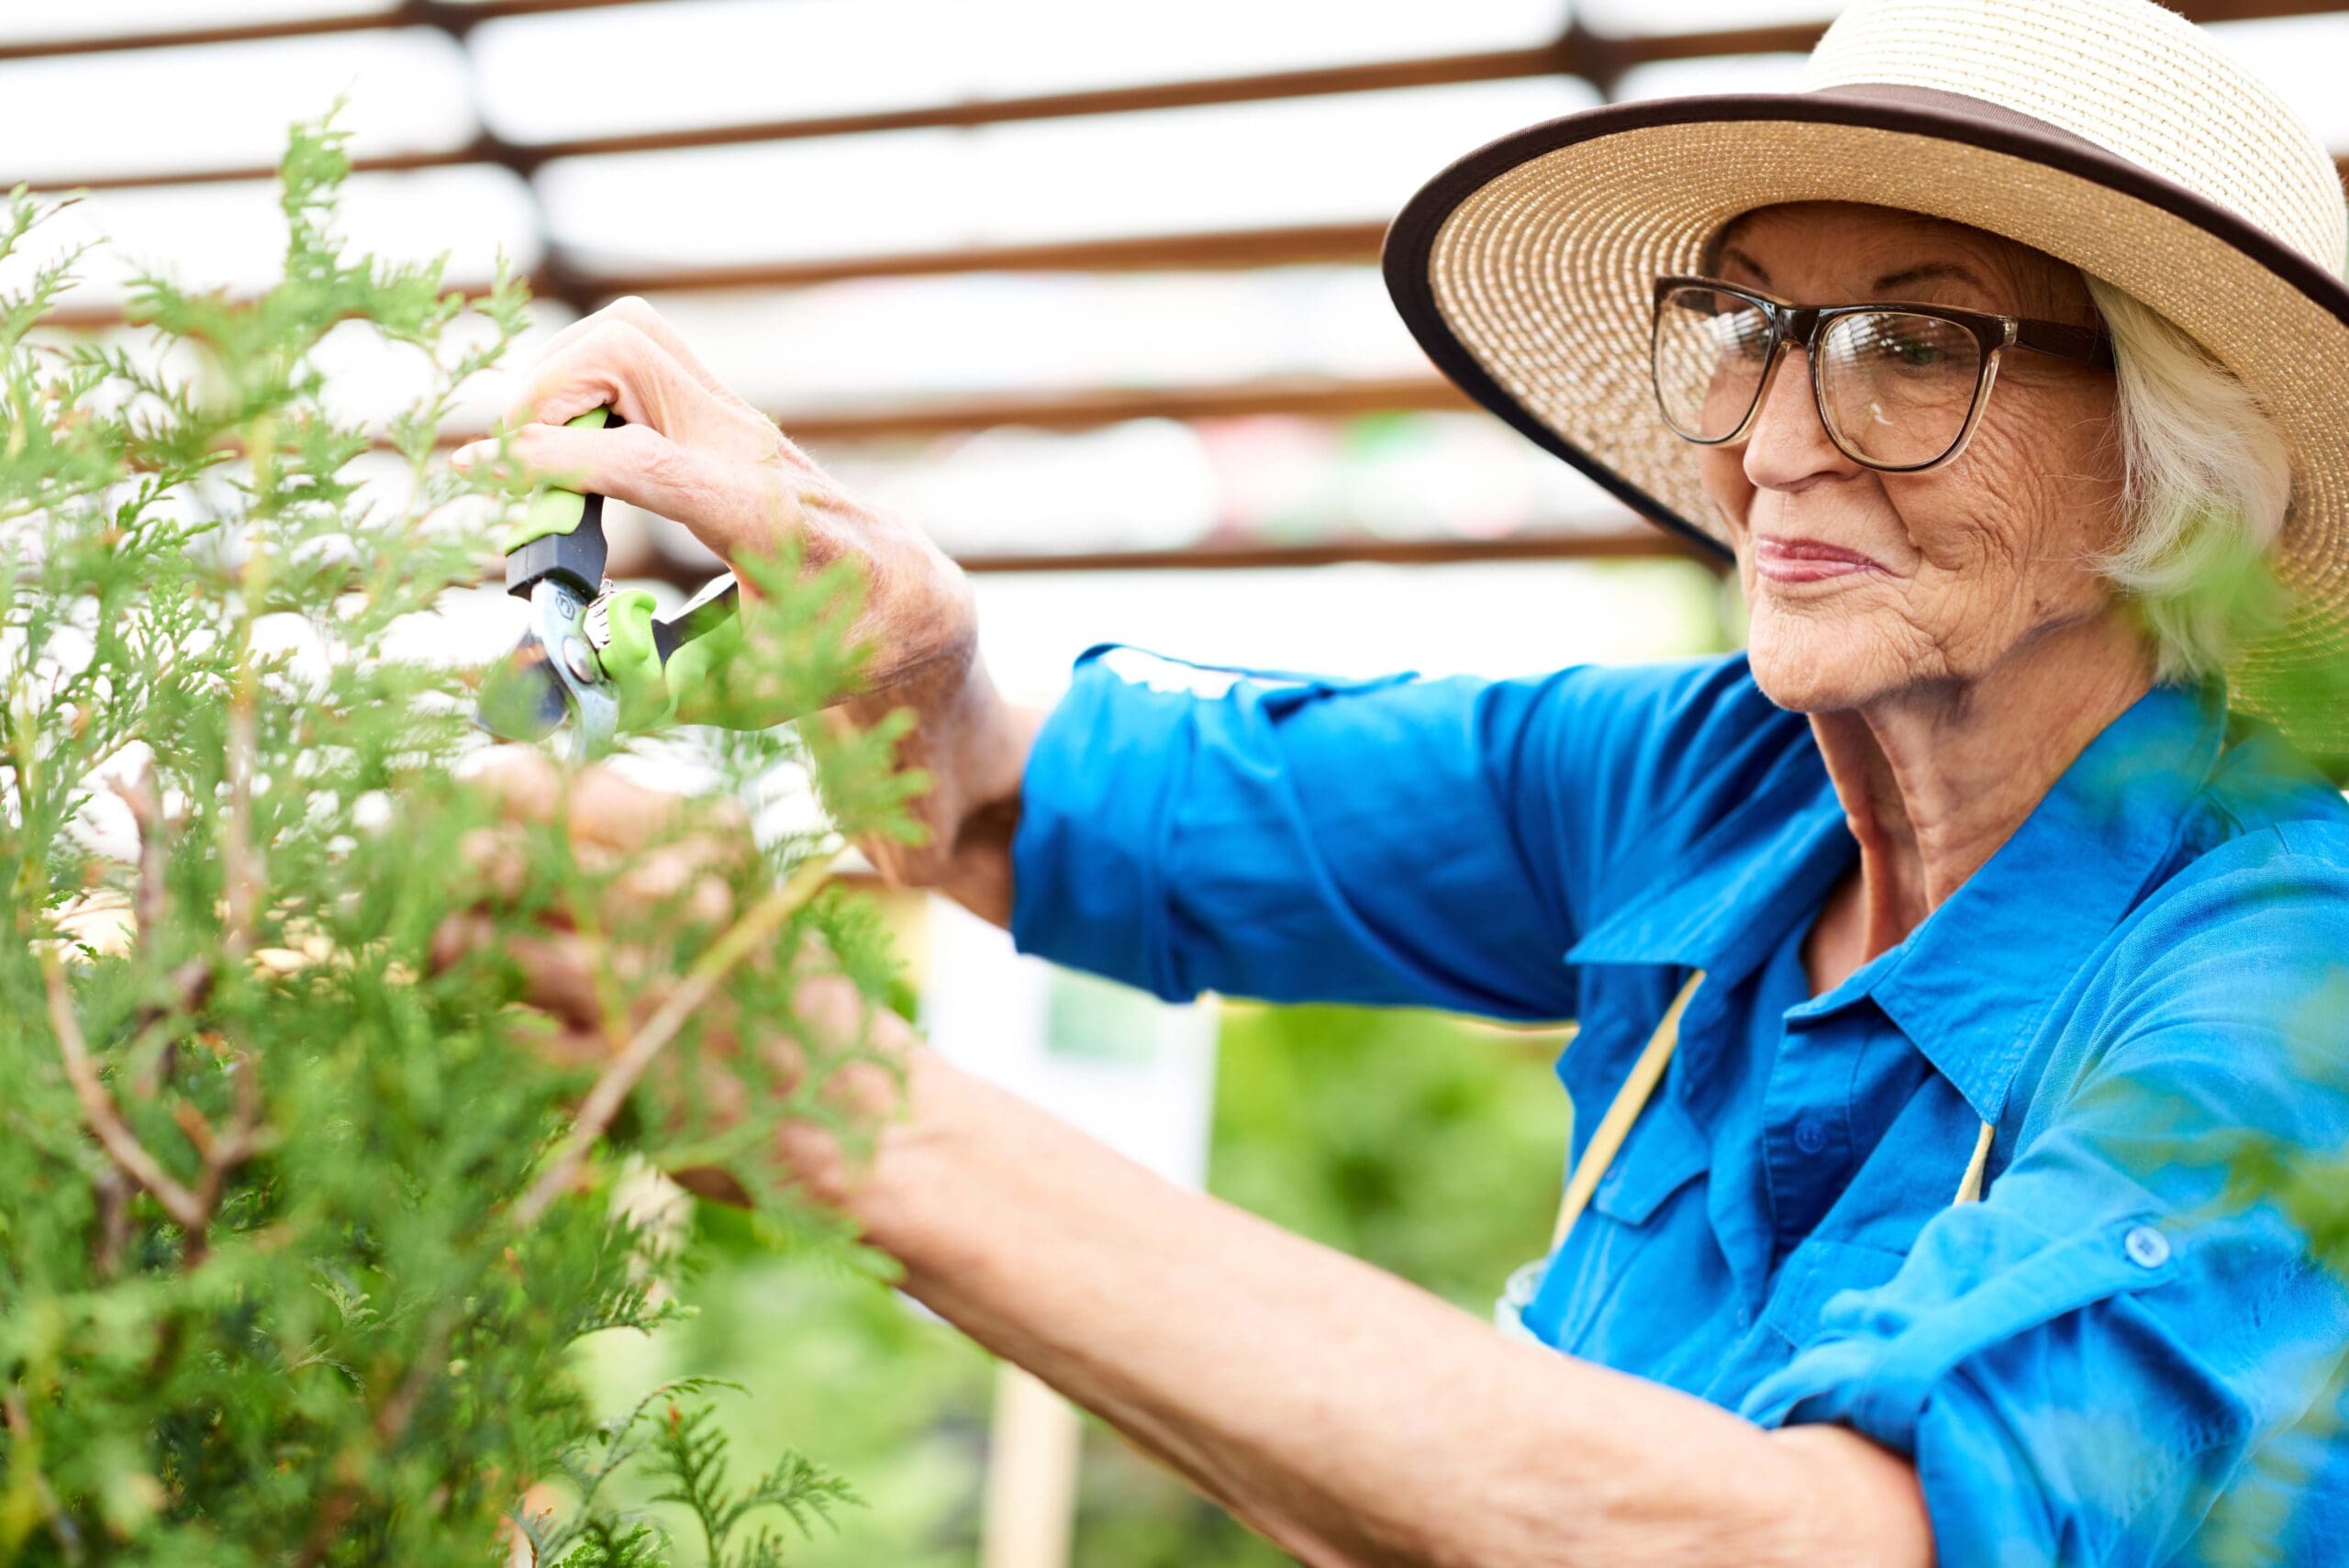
[1649,274,2114,473]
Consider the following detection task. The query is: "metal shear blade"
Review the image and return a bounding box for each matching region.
[478,578,618,760]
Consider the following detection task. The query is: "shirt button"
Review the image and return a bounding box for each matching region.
[2125,1225,2172,1269]
[1735,1306,1753,1329]
[1792,1117,1830,1155]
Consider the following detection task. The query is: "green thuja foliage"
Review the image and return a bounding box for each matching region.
[0,114,918,1563]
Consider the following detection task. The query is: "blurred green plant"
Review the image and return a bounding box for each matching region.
[1073,1003,1567,1568]
[0,113,916,1564]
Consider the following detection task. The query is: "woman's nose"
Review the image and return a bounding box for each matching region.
[1742,345,1862,492]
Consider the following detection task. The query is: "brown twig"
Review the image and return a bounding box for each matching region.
[220,539,271,963]
[41,949,206,1234]
[221,685,261,963]
[93,1171,134,1278]
[510,852,837,1229]
[113,769,168,937]
[116,767,216,1098]
[45,945,269,1268]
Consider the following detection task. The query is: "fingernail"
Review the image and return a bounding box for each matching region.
[451,439,488,470]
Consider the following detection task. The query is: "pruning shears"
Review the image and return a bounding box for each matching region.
[477,407,743,759]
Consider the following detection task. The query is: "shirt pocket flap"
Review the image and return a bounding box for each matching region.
[1588,1094,1710,1225]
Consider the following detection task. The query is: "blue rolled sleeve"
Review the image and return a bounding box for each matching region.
[1009,646,1578,1016]
[1009,646,1798,1019]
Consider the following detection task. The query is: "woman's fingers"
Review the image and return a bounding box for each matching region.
[454,313,771,539]
[455,411,725,530]
[531,296,753,414]
[455,416,807,569]
[497,315,723,442]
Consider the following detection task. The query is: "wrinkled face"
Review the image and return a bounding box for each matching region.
[1694,203,2128,711]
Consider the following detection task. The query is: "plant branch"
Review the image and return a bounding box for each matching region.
[41,948,206,1234]
[221,543,268,963]
[116,768,216,1097]
[115,768,167,938]
[512,852,838,1229]
[221,693,260,962]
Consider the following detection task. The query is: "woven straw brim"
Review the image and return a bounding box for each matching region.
[1384,91,2349,755]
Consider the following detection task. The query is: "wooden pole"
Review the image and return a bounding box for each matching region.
[980,1365,1084,1568]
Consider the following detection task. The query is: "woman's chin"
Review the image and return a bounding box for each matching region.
[1744,624,1900,714]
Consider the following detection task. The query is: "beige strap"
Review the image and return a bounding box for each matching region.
[1548,973,2000,1252]
[1954,1119,1997,1206]
[1553,971,1705,1249]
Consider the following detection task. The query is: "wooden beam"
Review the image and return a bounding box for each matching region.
[718,376,1475,441]
[531,45,1575,161]
[32,222,1390,332]
[568,221,1391,295]
[378,374,1470,446]
[0,0,660,62]
[607,527,1711,595]
[950,528,1715,573]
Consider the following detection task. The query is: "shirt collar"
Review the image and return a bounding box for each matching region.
[1564,680,2227,1124]
[1849,680,2224,1123]
[1564,730,1848,988]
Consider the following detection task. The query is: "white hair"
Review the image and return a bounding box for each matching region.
[2082,275,2293,683]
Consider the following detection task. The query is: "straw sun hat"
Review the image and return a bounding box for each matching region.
[1384,0,2349,741]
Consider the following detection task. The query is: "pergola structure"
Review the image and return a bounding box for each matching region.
[14,0,2347,584]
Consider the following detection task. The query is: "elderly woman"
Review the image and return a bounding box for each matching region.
[456,0,2349,1561]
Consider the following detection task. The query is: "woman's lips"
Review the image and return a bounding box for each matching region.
[1752,534,1889,584]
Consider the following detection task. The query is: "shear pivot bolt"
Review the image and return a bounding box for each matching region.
[561,637,598,684]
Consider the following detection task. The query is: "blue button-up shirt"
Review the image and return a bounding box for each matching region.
[1009,646,2349,1565]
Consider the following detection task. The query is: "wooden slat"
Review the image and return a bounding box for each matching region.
[951,529,1715,573]
[684,376,1474,442]
[532,46,1576,161]
[390,375,1473,446]
[567,222,1391,295]
[0,6,400,61]
[0,0,659,61]
[30,219,1395,332]
[607,527,1713,594]
[586,518,1714,600]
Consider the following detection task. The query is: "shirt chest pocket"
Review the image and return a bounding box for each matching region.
[1524,1088,1714,1354]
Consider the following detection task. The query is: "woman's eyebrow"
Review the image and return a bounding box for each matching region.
[1872,261,1993,296]
[1720,246,1773,286]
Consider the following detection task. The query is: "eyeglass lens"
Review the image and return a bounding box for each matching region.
[1652,286,1987,469]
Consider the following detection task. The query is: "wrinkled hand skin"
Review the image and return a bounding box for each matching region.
[457,297,1033,912]
[429,751,916,1208]
[454,297,979,702]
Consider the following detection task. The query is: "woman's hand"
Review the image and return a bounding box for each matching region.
[429,751,917,1207]
[457,298,1041,919]
[453,296,975,695]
